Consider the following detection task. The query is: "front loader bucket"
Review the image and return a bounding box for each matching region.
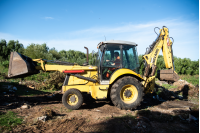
[8,52,39,78]
[157,69,179,82]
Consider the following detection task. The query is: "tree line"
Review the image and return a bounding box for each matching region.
[0,39,199,75]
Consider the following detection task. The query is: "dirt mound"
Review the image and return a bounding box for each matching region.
[13,117,86,133]
[171,80,199,99]
[173,79,195,87]
[0,78,199,133]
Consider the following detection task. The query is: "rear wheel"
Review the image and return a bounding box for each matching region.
[62,89,83,110]
[110,76,144,110]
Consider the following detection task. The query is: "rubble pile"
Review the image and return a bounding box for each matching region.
[2,85,17,94]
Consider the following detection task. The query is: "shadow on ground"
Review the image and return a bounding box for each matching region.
[11,108,199,133]
[0,81,197,112]
[89,110,199,133]
[0,81,63,110]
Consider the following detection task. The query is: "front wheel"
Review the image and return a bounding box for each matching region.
[62,89,83,110]
[110,76,144,110]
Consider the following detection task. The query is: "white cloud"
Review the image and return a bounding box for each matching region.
[44,17,54,20]
[0,32,15,40]
[0,18,198,60]
[62,19,198,60]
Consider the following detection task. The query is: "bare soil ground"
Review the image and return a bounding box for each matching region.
[0,80,199,133]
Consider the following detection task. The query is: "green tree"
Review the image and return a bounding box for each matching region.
[49,47,61,60]
[0,39,24,61]
[0,39,7,60]
[15,40,24,54]
[138,55,145,75]
[24,43,53,60]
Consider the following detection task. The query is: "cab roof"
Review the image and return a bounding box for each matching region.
[97,40,137,48]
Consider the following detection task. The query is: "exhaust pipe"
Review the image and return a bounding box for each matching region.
[8,52,39,78]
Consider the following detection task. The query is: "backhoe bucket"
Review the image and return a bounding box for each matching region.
[8,52,39,78]
[157,69,179,82]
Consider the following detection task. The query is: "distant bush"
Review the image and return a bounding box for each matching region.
[0,38,199,78]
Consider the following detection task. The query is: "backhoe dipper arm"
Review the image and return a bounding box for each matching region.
[142,26,178,82]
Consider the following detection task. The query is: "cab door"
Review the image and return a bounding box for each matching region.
[100,44,122,83]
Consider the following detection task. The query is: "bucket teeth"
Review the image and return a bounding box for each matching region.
[8,52,39,78]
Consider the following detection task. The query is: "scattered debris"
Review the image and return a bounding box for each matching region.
[155,80,168,86]
[21,104,29,109]
[187,114,198,122]
[0,78,198,133]
[28,85,35,89]
[37,116,47,122]
[2,85,17,92]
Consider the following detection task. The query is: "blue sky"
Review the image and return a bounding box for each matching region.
[0,0,199,61]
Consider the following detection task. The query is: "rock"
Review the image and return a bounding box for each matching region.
[28,85,35,89]
[187,114,198,122]
[142,125,146,128]
[3,102,9,106]
[173,79,195,88]
[13,86,17,90]
[156,95,166,102]
[43,109,55,118]
[37,116,47,122]
[7,102,19,106]
[21,105,29,109]
[156,81,168,86]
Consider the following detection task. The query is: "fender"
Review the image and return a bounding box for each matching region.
[109,68,144,84]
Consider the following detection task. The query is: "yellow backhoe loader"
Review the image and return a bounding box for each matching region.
[8,26,179,110]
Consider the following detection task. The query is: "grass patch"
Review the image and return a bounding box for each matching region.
[0,111,23,131]
[179,75,199,86]
[67,109,73,112]
[162,84,177,89]
[114,113,136,119]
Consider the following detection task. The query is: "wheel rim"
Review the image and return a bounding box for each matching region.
[67,94,79,106]
[120,84,138,104]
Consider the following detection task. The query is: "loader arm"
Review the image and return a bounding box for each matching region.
[7,52,97,78]
[33,59,97,72]
[142,26,179,82]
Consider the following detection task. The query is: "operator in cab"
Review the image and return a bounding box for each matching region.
[106,52,120,78]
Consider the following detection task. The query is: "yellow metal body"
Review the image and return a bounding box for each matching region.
[33,59,154,99]
[143,27,174,69]
[109,68,154,94]
[109,68,143,84]
[67,94,79,105]
[32,59,110,99]
[62,84,109,99]
[62,69,109,99]
[30,27,176,99]
[120,84,138,104]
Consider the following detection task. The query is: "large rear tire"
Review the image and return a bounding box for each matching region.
[62,89,83,110]
[110,76,144,110]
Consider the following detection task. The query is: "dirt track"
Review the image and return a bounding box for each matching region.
[0,80,199,133]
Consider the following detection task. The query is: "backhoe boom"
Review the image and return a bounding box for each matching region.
[143,26,179,82]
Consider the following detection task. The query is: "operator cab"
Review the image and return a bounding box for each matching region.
[96,40,140,84]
